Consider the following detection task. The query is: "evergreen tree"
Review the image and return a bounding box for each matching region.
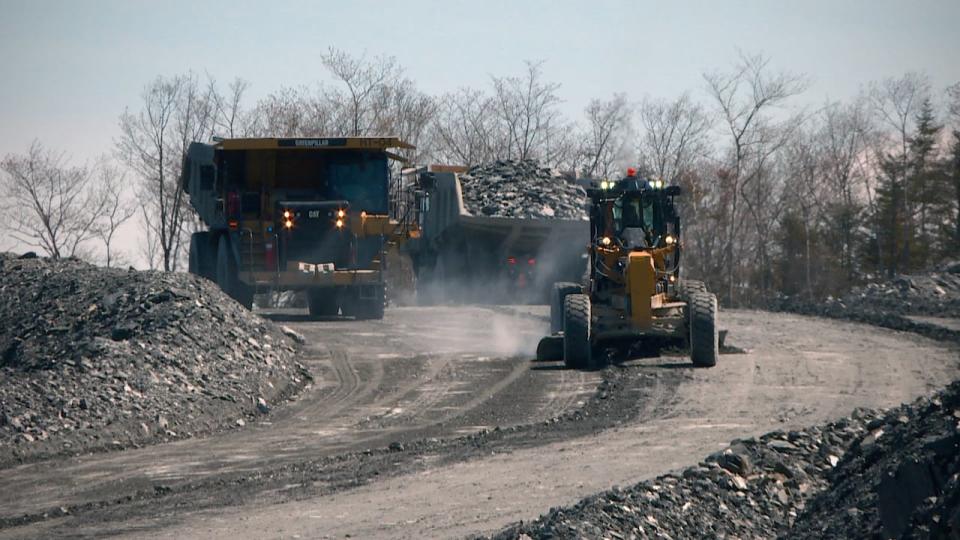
[905,98,942,267]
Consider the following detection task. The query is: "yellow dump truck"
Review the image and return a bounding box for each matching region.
[182,137,417,318]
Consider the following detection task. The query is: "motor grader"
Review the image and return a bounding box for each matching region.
[536,171,719,369]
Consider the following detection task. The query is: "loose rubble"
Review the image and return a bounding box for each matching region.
[772,261,960,319]
[492,382,960,540]
[0,253,310,466]
[459,159,588,219]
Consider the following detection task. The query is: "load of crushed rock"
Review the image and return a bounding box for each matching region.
[0,253,310,467]
[492,382,960,539]
[459,159,587,220]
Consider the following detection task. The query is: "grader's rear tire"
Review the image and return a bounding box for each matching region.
[550,282,582,333]
[689,291,718,367]
[563,294,593,370]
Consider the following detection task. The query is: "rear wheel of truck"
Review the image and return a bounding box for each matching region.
[563,294,594,370]
[342,286,385,320]
[550,282,582,333]
[689,291,718,367]
[216,236,253,309]
[189,232,215,281]
[307,289,339,317]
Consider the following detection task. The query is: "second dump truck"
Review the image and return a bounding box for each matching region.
[182,137,416,319]
[404,166,589,304]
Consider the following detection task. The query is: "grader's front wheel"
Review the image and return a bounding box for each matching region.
[689,291,718,367]
[563,294,594,370]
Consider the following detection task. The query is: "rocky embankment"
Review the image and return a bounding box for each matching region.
[493,383,960,539]
[774,261,960,319]
[460,159,588,219]
[0,253,310,467]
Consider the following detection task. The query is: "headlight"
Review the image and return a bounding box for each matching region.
[601,236,612,246]
[600,180,609,190]
[664,234,675,245]
[337,209,346,218]
[335,219,344,228]
[284,219,293,229]
[283,210,291,219]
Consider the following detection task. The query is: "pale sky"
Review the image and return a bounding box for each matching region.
[1,0,959,262]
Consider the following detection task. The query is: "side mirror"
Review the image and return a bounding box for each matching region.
[665,185,682,197]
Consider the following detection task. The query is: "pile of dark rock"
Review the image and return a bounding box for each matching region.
[772,261,960,319]
[493,382,960,539]
[0,253,310,466]
[846,262,960,317]
[790,381,960,539]
[459,159,588,219]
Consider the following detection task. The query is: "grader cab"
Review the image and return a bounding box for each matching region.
[536,171,720,369]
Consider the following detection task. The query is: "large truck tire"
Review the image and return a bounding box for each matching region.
[189,232,216,281]
[307,289,340,317]
[689,291,718,367]
[563,294,593,370]
[342,286,385,320]
[677,279,707,301]
[550,282,582,333]
[216,235,253,309]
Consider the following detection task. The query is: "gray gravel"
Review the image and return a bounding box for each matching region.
[0,253,310,467]
[459,159,588,220]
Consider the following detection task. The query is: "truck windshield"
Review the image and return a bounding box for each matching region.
[327,153,389,214]
[222,149,389,214]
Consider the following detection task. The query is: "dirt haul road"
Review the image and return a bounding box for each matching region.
[0,307,957,539]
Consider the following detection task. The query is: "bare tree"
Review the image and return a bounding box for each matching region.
[703,52,808,303]
[118,74,217,272]
[247,86,323,136]
[580,93,632,178]
[211,77,251,138]
[637,93,713,183]
[93,160,136,267]
[490,61,568,164]
[137,203,161,271]
[430,88,501,166]
[321,48,401,136]
[0,141,106,259]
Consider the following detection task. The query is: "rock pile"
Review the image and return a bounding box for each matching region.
[789,381,960,539]
[772,261,960,319]
[459,159,588,220]
[493,411,880,539]
[493,382,960,539]
[0,253,310,467]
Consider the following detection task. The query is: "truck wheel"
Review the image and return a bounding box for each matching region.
[346,287,385,320]
[216,236,252,309]
[677,279,707,301]
[563,294,593,370]
[307,290,339,317]
[189,232,215,281]
[550,282,581,333]
[689,291,718,367]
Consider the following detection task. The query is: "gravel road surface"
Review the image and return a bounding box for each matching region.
[0,307,956,539]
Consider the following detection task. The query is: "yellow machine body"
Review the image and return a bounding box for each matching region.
[626,252,656,330]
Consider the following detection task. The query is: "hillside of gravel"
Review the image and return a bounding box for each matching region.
[492,381,960,540]
[459,159,588,219]
[773,261,960,319]
[0,253,310,467]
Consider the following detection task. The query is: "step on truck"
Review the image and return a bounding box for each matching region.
[403,166,589,304]
[182,137,417,318]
